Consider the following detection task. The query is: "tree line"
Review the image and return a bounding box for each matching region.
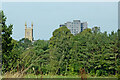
[1,11,120,77]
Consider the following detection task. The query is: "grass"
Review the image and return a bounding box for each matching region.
[2,72,117,79]
[2,72,24,78]
[24,74,117,78]
[0,75,2,80]
[24,74,81,78]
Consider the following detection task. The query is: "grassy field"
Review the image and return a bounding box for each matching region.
[24,74,117,78]
[2,72,118,80]
[24,74,81,78]
[24,74,118,80]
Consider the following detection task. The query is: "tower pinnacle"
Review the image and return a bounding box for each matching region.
[31,22,33,29]
[25,22,27,28]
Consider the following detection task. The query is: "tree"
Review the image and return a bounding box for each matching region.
[1,11,17,73]
[49,26,73,75]
[117,29,120,79]
[70,27,118,76]
[92,26,100,34]
[0,11,2,73]
[17,38,33,51]
[33,40,49,74]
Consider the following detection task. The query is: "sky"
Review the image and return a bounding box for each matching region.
[1,0,119,2]
[2,2,118,40]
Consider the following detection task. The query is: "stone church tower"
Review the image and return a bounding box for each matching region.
[25,22,33,41]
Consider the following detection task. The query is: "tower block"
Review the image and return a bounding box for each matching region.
[25,22,33,41]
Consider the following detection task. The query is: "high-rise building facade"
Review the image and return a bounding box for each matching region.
[81,22,88,32]
[25,22,33,41]
[60,20,88,35]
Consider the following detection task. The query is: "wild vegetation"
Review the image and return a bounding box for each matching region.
[1,11,120,78]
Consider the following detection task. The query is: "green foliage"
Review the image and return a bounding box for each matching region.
[117,29,120,79]
[1,11,119,77]
[1,11,18,73]
[0,11,2,74]
[32,40,49,74]
[49,26,73,75]
[96,70,102,76]
[92,26,100,34]
[17,38,33,50]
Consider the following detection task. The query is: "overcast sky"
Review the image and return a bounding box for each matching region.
[2,2,118,40]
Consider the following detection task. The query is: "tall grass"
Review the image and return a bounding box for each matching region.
[3,72,24,78]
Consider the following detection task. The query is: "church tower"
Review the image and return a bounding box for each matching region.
[25,22,33,41]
